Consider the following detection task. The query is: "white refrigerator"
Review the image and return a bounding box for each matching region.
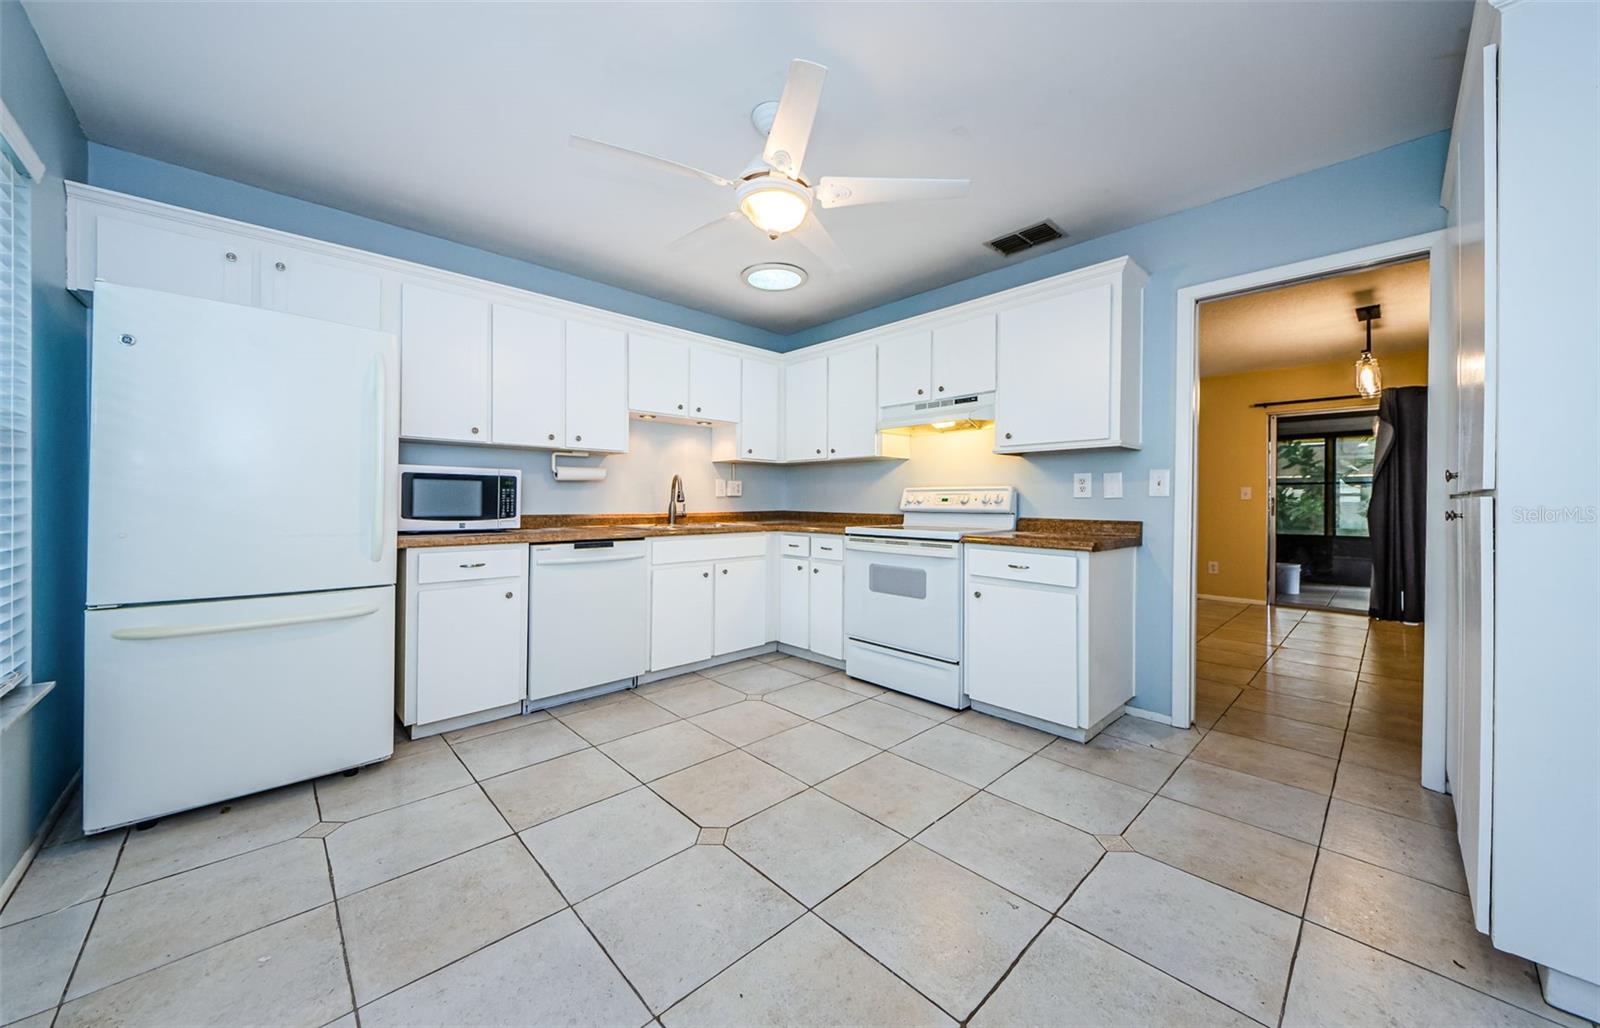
[83,283,400,833]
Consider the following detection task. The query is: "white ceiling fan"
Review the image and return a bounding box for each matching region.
[571,59,970,272]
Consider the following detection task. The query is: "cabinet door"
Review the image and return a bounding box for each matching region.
[689,348,741,422]
[260,247,382,330]
[965,581,1079,727]
[877,329,932,407]
[566,320,629,451]
[740,360,781,461]
[784,357,829,461]
[807,560,844,660]
[995,285,1112,449]
[628,332,689,416]
[95,215,254,305]
[826,346,878,459]
[400,283,492,443]
[415,579,526,724]
[650,563,714,671]
[933,314,996,397]
[714,558,768,656]
[778,558,810,648]
[491,305,565,447]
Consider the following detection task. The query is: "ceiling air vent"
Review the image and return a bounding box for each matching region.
[985,220,1065,257]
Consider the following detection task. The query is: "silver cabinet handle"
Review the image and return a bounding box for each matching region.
[813,567,820,574]
[917,388,924,395]
[460,562,487,568]
[721,568,728,575]
[1445,469,1460,482]
[471,426,480,435]
[1007,563,1030,570]
[275,260,287,272]
[677,404,684,410]
[795,564,803,571]
[746,448,753,454]
[548,433,556,441]
[973,590,982,598]
[1004,432,1013,440]
[1445,511,1462,521]
[224,251,237,262]
[505,591,513,599]
[575,434,582,442]
[938,385,945,392]
[111,604,378,641]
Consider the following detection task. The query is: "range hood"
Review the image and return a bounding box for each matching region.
[878,391,995,432]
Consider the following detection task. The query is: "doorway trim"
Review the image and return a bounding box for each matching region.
[1172,229,1451,792]
[1265,405,1379,608]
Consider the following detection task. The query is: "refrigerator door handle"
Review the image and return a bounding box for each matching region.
[369,356,386,563]
[110,604,380,641]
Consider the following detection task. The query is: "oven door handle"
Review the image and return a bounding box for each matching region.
[844,539,961,558]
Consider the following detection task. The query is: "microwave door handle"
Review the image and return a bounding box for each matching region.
[369,355,386,563]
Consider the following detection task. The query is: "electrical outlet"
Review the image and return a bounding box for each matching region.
[1240,486,1253,500]
[1104,472,1123,498]
[1073,473,1093,498]
[1207,561,1220,574]
[1149,469,1171,496]
[727,480,743,497]
[714,479,727,498]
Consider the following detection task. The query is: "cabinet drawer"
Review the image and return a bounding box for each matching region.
[778,534,811,557]
[810,535,844,562]
[417,545,526,584]
[967,547,1077,587]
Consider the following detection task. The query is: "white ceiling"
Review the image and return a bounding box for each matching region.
[26,1,1471,335]
[1199,256,1431,376]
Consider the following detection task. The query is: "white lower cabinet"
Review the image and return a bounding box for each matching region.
[649,563,715,672]
[774,535,844,660]
[778,557,810,647]
[648,535,770,673]
[713,558,767,655]
[398,544,528,732]
[807,558,844,660]
[963,545,1135,740]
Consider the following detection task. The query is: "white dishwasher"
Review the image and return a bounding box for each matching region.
[528,540,649,706]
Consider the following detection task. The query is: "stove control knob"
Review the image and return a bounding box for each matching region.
[959,496,971,505]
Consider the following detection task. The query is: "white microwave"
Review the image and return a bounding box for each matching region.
[398,464,521,533]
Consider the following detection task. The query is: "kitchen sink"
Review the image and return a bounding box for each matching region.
[613,522,752,531]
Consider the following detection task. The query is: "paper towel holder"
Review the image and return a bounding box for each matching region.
[551,451,606,482]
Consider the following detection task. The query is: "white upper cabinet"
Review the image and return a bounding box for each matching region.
[689,348,741,422]
[400,283,492,444]
[712,359,780,462]
[260,246,382,330]
[826,346,879,459]
[490,304,565,448]
[932,314,997,397]
[994,260,1144,452]
[877,329,933,407]
[628,333,690,417]
[94,215,254,306]
[784,357,829,461]
[565,320,629,452]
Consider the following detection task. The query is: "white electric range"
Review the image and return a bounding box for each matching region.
[843,486,1017,708]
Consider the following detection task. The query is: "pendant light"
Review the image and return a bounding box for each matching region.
[1354,303,1383,399]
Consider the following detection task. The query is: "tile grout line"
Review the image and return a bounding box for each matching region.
[322,837,363,1028]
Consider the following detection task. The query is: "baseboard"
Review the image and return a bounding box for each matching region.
[1119,705,1173,726]
[0,771,80,910]
[1197,593,1266,606]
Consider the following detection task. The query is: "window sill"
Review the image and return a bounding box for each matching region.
[0,680,56,736]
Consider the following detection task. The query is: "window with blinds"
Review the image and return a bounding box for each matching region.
[0,147,31,698]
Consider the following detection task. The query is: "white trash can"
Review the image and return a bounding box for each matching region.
[1276,563,1303,595]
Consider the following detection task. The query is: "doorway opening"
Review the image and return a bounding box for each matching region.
[1269,408,1378,611]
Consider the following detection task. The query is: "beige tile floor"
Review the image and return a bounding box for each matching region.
[2,627,1587,1028]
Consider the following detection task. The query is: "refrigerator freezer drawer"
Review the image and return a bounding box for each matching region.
[84,586,395,833]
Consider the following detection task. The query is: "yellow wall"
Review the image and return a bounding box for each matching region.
[1197,351,1428,601]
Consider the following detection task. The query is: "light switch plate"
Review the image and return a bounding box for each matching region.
[727,480,743,497]
[1104,472,1123,498]
[1149,469,1171,497]
[1240,486,1253,500]
[714,479,727,498]
[1073,473,1093,498]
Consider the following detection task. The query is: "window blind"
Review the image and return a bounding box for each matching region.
[0,146,31,698]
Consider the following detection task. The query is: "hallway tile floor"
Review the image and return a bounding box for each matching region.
[2,622,1587,1027]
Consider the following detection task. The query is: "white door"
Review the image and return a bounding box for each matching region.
[878,329,932,407]
[1453,494,1495,931]
[491,305,566,447]
[784,357,828,461]
[965,580,1079,727]
[933,314,997,397]
[416,577,527,725]
[808,560,844,660]
[83,585,394,833]
[566,319,629,451]
[689,348,741,422]
[400,282,491,443]
[1455,44,1499,494]
[260,246,383,330]
[995,284,1113,448]
[628,332,689,416]
[778,558,810,647]
[827,346,878,459]
[87,284,398,607]
[650,563,714,670]
[95,215,254,305]
[740,360,781,461]
[714,558,768,655]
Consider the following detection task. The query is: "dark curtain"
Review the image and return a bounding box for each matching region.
[1369,386,1428,621]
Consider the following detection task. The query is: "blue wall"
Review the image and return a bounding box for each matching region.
[1,0,90,878]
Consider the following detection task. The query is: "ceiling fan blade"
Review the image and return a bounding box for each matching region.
[666,211,746,252]
[762,59,827,179]
[816,176,970,209]
[790,212,849,271]
[570,135,734,189]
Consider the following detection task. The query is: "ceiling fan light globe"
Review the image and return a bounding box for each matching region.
[737,178,811,235]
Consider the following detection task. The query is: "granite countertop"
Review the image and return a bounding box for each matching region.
[397,512,1142,552]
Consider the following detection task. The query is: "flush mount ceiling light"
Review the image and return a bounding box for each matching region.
[743,263,807,292]
[1353,303,1383,399]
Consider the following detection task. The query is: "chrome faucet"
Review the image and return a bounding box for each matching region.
[667,474,686,526]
